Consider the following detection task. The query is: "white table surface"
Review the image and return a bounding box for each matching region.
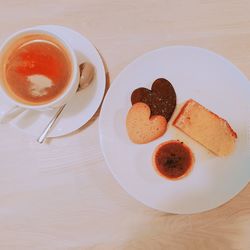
[0,1,250,249]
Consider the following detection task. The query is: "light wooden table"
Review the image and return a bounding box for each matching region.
[0,1,250,249]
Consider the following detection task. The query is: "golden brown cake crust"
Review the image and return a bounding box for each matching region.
[173,99,237,156]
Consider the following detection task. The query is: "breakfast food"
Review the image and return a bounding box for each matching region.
[173,99,237,156]
[131,78,176,121]
[152,140,194,180]
[126,102,167,144]
[1,33,72,105]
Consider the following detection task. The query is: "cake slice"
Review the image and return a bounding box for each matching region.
[173,99,237,156]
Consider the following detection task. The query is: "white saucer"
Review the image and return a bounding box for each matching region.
[2,25,106,138]
[99,46,250,214]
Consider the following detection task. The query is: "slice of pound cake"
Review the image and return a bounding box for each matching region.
[173,99,237,156]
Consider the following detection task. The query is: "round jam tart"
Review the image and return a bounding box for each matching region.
[152,140,194,180]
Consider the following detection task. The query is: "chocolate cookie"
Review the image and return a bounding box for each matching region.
[131,78,176,121]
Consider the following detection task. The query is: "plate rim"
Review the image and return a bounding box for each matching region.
[99,45,250,214]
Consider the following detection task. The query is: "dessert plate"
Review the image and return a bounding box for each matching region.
[99,46,250,214]
[0,25,106,137]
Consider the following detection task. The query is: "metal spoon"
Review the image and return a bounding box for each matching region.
[37,62,95,143]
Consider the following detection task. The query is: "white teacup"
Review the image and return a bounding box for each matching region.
[0,27,80,121]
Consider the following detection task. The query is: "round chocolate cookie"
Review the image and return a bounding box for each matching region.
[131,78,176,121]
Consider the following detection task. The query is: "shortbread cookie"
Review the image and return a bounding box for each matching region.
[126,102,167,144]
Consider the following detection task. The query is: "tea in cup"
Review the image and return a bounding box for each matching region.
[0,27,79,116]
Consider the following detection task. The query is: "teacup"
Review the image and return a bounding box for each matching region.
[0,27,79,119]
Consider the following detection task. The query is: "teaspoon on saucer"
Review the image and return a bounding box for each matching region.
[37,62,95,143]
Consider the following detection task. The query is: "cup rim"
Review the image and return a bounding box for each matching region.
[0,27,79,110]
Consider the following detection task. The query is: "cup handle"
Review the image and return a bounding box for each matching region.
[0,104,24,123]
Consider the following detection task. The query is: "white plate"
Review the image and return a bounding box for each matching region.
[99,46,250,214]
[1,25,106,137]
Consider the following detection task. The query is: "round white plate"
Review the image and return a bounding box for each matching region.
[1,25,106,137]
[99,46,250,214]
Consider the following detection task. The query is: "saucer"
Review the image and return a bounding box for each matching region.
[2,25,106,138]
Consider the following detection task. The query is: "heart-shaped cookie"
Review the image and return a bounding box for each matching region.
[131,78,176,121]
[126,102,167,144]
